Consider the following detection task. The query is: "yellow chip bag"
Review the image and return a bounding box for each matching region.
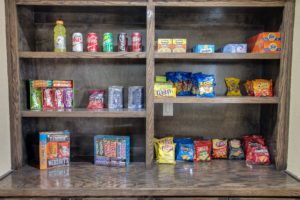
[154,137,174,163]
[157,143,176,164]
[225,77,242,96]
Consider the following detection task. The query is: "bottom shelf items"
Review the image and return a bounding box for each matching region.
[0,161,300,197]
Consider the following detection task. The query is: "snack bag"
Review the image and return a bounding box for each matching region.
[212,139,228,159]
[166,72,192,96]
[251,145,270,165]
[252,79,273,97]
[243,135,270,165]
[225,77,242,96]
[194,140,212,162]
[195,74,216,97]
[229,139,245,160]
[154,137,174,160]
[43,88,55,111]
[174,138,193,159]
[30,88,42,111]
[87,90,105,109]
[54,88,65,110]
[244,80,254,96]
[156,143,176,164]
[177,143,194,161]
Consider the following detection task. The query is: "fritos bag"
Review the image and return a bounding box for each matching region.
[194,140,212,162]
[212,139,228,159]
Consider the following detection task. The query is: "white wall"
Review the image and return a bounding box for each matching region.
[287,0,300,178]
[0,0,11,177]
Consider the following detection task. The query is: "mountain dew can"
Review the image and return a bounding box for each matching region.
[103,33,114,52]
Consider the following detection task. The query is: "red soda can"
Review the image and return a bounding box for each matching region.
[131,32,142,52]
[87,32,98,52]
[118,33,128,52]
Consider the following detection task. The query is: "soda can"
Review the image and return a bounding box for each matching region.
[103,33,114,52]
[87,32,98,52]
[128,86,144,109]
[131,32,142,52]
[72,32,83,52]
[118,33,128,52]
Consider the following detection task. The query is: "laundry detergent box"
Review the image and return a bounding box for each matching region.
[247,32,281,53]
[94,135,130,167]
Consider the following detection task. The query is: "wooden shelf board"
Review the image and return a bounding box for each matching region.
[155,53,281,60]
[154,1,285,7]
[21,108,146,118]
[19,52,147,59]
[0,161,300,197]
[154,96,280,104]
[16,0,147,6]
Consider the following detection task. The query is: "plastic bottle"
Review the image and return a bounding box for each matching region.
[54,19,66,52]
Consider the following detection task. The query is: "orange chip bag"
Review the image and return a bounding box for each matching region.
[212,139,228,159]
[244,80,254,96]
[252,79,273,97]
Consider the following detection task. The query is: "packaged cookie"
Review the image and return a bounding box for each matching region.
[225,77,242,96]
[212,139,228,159]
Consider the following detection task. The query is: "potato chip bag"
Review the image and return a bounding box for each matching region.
[229,139,245,160]
[157,143,176,164]
[154,137,174,161]
[212,139,228,159]
[177,143,194,161]
[252,79,273,97]
[193,74,216,97]
[225,77,242,96]
[244,80,254,96]
[194,140,212,162]
[166,72,192,96]
[243,135,270,165]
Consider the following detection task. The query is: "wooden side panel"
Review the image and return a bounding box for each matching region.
[146,1,155,167]
[5,0,23,169]
[275,0,295,170]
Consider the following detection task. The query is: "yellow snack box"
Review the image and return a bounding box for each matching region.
[154,83,176,97]
[157,39,173,53]
[173,39,187,53]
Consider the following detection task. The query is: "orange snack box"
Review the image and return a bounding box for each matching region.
[247,32,281,53]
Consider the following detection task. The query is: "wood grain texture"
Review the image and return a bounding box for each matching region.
[154,0,285,7]
[0,161,300,197]
[5,0,23,169]
[275,0,295,170]
[154,97,279,104]
[146,2,155,168]
[155,53,281,60]
[19,52,147,59]
[21,109,146,118]
[16,0,147,6]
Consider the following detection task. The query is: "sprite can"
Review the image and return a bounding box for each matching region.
[103,33,114,52]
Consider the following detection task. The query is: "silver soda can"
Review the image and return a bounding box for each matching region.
[128,86,144,109]
[108,86,124,109]
[72,32,83,52]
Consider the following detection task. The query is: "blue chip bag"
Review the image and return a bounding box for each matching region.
[177,143,194,161]
[194,74,216,97]
[166,72,192,96]
[174,138,193,161]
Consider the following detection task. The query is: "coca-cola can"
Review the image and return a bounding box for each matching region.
[118,33,128,52]
[72,32,83,52]
[131,32,142,52]
[87,32,98,52]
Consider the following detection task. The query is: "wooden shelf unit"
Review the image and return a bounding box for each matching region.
[5,0,294,177]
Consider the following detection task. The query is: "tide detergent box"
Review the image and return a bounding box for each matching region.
[247,32,281,53]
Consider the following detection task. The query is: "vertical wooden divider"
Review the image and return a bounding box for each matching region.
[276,0,295,170]
[146,0,155,168]
[5,0,23,169]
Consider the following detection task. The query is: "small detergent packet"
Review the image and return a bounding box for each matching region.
[166,72,193,96]
[193,73,216,97]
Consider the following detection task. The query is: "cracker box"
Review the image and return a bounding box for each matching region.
[172,39,187,53]
[157,39,173,53]
[94,135,130,167]
[154,83,176,97]
[247,32,281,53]
[39,130,70,170]
[193,44,215,53]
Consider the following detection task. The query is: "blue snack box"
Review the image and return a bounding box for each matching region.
[193,44,215,53]
[94,135,130,167]
[222,44,247,53]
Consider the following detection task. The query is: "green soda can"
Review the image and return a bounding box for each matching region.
[103,33,114,52]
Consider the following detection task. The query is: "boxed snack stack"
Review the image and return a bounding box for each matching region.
[94,135,130,167]
[247,32,281,53]
[172,39,187,53]
[157,39,173,53]
[39,130,70,170]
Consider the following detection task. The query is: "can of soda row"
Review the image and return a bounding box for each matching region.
[118,33,128,52]
[72,32,83,52]
[103,33,114,52]
[131,32,142,52]
[87,32,98,52]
